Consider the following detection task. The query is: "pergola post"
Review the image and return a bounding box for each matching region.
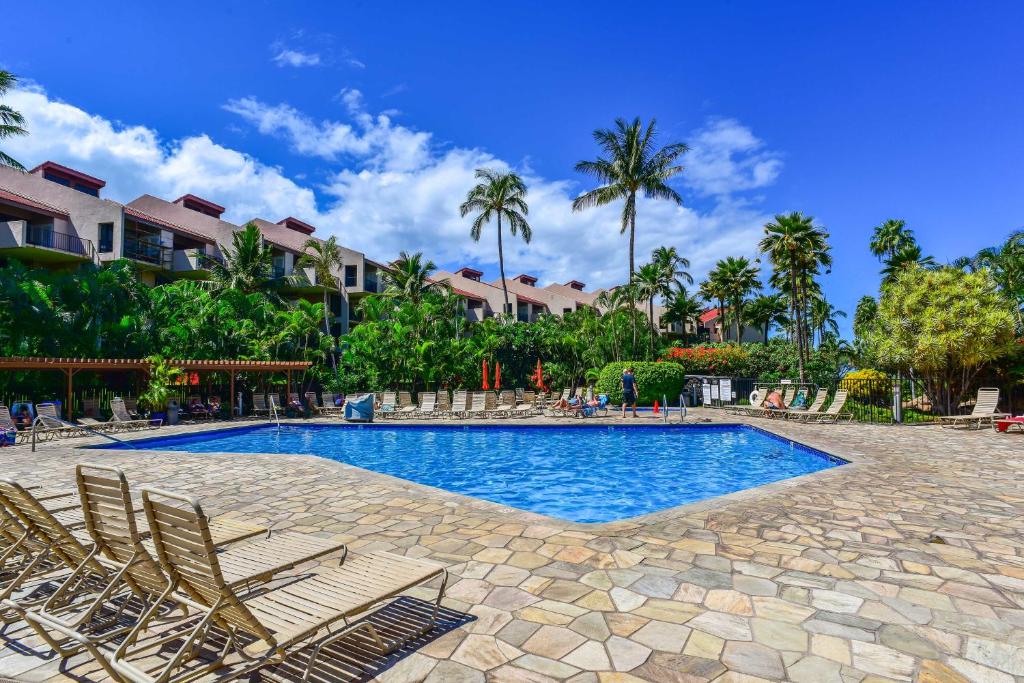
[65,368,78,421]
[229,370,235,419]
[287,369,292,400]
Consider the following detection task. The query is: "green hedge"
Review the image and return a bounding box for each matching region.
[595,362,686,405]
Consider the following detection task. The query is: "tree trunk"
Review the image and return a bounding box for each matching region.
[763,324,769,344]
[323,289,338,375]
[628,198,636,280]
[497,213,509,318]
[649,297,656,358]
[790,267,805,382]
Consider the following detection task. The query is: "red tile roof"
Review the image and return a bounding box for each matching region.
[700,308,721,323]
[0,189,69,218]
[513,291,547,307]
[452,287,485,301]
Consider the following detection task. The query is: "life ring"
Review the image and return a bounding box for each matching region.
[749,390,761,406]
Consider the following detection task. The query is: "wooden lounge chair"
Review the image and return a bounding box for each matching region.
[939,388,1008,430]
[448,390,467,419]
[813,390,854,424]
[786,388,830,421]
[15,465,335,660]
[98,486,445,683]
[111,398,159,430]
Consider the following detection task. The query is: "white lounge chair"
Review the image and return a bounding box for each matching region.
[938,388,1008,429]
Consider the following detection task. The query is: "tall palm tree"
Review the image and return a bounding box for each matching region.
[661,285,704,341]
[714,256,761,343]
[809,296,846,347]
[572,118,688,280]
[632,262,665,357]
[869,219,914,262]
[459,169,532,316]
[881,244,936,285]
[0,71,27,170]
[698,276,728,342]
[210,222,276,295]
[594,286,633,361]
[651,246,693,291]
[744,293,789,344]
[760,212,832,381]
[295,235,345,375]
[384,250,440,304]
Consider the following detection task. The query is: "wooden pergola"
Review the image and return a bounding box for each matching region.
[0,357,312,418]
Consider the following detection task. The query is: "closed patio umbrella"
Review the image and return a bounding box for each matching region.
[482,358,490,390]
[494,362,501,390]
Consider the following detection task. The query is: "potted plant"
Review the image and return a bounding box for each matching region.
[139,356,183,425]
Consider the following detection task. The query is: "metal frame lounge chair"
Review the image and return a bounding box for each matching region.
[35,403,95,438]
[320,393,346,417]
[378,391,398,419]
[512,391,538,418]
[96,486,445,683]
[785,388,829,421]
[494,390,516,417]
[417,393,438,418]
[813,390,854,424]
[396,391,419,418]
[111,398,159,430]
[939,388,1009,430]
[0,405,28,444]
[252,393,272,418]
[304,391,321,415]
[436,390,452,417]
[448,390,467,419]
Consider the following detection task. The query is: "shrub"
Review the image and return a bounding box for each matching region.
[662,345,749,376]
[596,362,687,404]
[839,368,889,400]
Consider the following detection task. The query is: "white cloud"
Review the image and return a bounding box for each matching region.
[683,118,782,196]
[4,83,779,294]
[272,49,321,68]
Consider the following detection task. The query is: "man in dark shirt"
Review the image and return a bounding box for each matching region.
[621,367,639,418]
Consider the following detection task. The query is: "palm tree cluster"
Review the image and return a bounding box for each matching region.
[869,219,936,284]
[953,230,1024,331]
[0,70,27,170]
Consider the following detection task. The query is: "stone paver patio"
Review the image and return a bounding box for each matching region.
[2,411,1023,682]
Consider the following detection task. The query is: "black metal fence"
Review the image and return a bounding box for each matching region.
[835,376,937,424]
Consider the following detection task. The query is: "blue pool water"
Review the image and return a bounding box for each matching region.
[111,424,845,523]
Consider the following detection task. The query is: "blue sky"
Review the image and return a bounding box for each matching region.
[4,1,1022,337]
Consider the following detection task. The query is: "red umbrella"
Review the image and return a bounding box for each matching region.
[482,358,490,390]
[494,362,502,390]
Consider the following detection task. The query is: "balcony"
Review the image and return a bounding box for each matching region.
[363,273,379,293]
[24,224,94,258]
[124,237,172,269]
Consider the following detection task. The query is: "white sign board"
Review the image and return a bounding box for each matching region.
[781,379,793,385]
[719,379,732,404]
[711,384,720,400]
[701,384,712,405]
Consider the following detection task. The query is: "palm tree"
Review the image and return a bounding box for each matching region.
[0,71,27,170]
[698,276,728,341]
[760,212,831,381]
[632,262,665,357]
[959,230,1024,329]
[881,244,936,284]
[809,296,846,347]
[661,285,704,341]
[572,118,688,280]
[594,286,633,360]
[744,293,789,344]
[210,222,276,295]
[295,235,345,375]
[714,256,761,343]
[651,246,693,291]
[869,219,914,262]
[384,250,440,304]
[459,169,532,316]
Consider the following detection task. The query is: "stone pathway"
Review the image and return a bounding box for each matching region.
[1,412,1023,682]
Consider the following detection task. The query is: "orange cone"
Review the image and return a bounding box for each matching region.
[653,400,659,414]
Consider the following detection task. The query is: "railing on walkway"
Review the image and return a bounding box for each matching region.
[124,238,172,269]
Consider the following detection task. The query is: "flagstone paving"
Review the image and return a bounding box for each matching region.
[2,411,1023,682]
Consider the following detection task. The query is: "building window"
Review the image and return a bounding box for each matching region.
[43,172,71,187]
[98,223,114,253]
[563,307,572,315]
[344,265,357,288]
[74,183,99,197]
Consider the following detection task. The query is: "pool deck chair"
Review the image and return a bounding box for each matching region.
[417,392,437,418]
[99,486,446,683]
[35,403,94,439]
[0,405,27,444]
[111,398,159,430]
[939,388,1009,430]
[436,390,452,416]
[252,393,271,418]
[513,391,537,417]
[320,393,345,417]
[495,390,516,417]
[378,391,398,419]
[14,465,333,661]
[786,388,830,421]
[448,391,467,419]
[814,390,854,424]
[397,391,419,418]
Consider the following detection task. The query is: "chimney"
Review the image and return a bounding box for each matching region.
[277,217,316,235]
[174,194,226,219]
[456,267,483,282]
[565,280,586,291]
[30,161,106,197]
[514,274,538,286]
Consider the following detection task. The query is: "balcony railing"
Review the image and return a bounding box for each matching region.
[24,224,93,258]
[124,238,172,269]
[363,273,379,292]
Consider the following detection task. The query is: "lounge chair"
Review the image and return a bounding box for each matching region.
[448,390,467,419]
[939,388,1009,430]
[122,398,141,419]
[786,388,829,421]
[378,391,398,419]
[0,405,27,444]
[436,390,452,416]
[252,393,271,418]
[813,390,854,424]
[580,395,610,418]
[185,395,212,421]
[467,391,495,418]
[98,486,445,683]
[417,392,438,418]
[35,403,94,438]
[513,391,538,417]
[396,391,419,418]
[494,390,516,417]
[320,393,346,417]
[111,398,158,430]
[304,391,321,415]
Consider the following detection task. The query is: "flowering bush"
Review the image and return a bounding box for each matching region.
[839,368,889,399]
[661,345,749,376]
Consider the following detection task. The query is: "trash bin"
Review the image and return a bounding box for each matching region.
[167,399,180,426]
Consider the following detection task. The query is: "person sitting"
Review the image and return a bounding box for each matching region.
[207,396,222,418]
[13,405,32,430]
[763,391,785,410]
[188,397,209,419]
[288,395,304,416]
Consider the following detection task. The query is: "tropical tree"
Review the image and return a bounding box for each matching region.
[809,296,846,347]
[698,276,728,342]
[384,250,441,304]
[661,285,705,342]
[632,262,665,357]
[0,71,27,170]
[957,230,1024,329]
[459,169,532,316]
[295,235,345,374]
[881,243,936,284]
[713,256,761,343]
[744,293,789,344]
[651,246,693,292]
[760,212,832,381]
[210,222,276,295]
[869,219,914,262]
[572,118,688,280]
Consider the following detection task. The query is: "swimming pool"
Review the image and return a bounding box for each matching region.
[111,424,846,523]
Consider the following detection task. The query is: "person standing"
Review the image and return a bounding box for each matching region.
[621,367,639,418]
